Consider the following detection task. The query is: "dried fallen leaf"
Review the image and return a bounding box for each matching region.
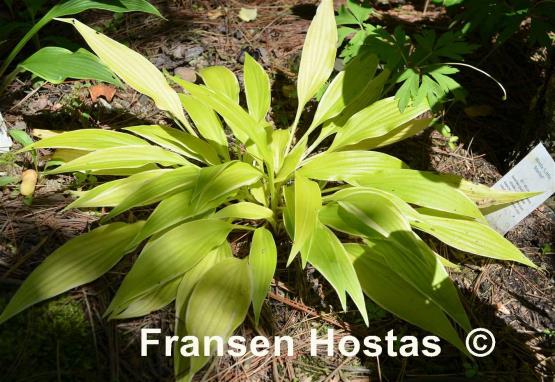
[239,7,257,22]
[464,104,494,118]
[207,8,223,20]
[495,302,511,315]
[89,84,117,103]
[20,169,37,196]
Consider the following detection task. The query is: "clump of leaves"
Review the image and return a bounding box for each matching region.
[0,1,539,381]
[435,0,555,48]
[0,0,161,92]
[337,1,477,111]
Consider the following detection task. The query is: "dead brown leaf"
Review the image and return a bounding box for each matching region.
[89,84,117,103]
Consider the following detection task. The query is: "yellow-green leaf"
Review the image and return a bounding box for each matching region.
[270,129,290,173]
[199,66,240,103]
[174,243,232,382]
[244,53,271,122]
[58,18,191,130]
[296,0,337,115]
[103,166,199,220]
[457,179,540,208]
[0,221,144,324]
[299,151,408,181]
[310,53,378,130]
[21,129,147,152]
[351,169,484,220]
[305,224,368,325]
[138,190,195,242]
[330,97,429,150]
[191,162,262,211]
[124,125,221,165]
[179,94,228,159]
[248,227,277,326]
[184,258,251,379]
[46,145,191,174]
[68,169,169,208]
[411,214,537,267]
[179,81,270,162]
[346,243,467,354]
[288,174,322,266]
[215,202,273,220]
[107,219,234,316]
[350,118,432,150]
[110,276,181,320]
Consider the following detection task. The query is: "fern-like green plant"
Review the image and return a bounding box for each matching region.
[0,1,539,381]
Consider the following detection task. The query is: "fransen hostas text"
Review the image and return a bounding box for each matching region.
[141,328,442,358]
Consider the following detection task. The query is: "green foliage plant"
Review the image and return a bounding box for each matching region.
[0,0,161,91]
[336,0,509,113]
[434,0,555,48]
[0,1,540,380]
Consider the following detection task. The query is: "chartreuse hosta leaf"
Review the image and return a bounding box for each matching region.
[330,196,470,331]
[175,243,232,382]
[215,202,273,220]
[190,162,262,211]
[106,219,234,317]
[350,169,485,220]
[179,94,229,159]
[295,0,336,119]
[305,223,369,326]
[244,53,271,122]
[248,228,277,326]
[102,166,199,221]
[298,150,408,181]
[411,212,537,267]
[198,66,240,103]
[330,96,430,150]
[21,129,147,151]
[184,258,251,381]
[45,145,190,174]
[177,80,272,163]
[0,221,144,324]
[124,125,221,165]
[47,0,161,18]
[58,18,193,133]
[2,2,539,381]
[346,244,468,354]
[309,53,378,132]
[111,276,181,320]
[288,174,322,266]
[68,169,169,208]
[456,179,540,208]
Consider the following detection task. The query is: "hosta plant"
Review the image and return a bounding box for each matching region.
[0,0,161,92]
[0,1,538,380]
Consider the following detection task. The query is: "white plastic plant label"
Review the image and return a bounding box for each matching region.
[486,143,555,234]
[0,112,13,153]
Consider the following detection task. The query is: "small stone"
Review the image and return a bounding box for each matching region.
[172,44,187,59]
[258,47,270,64]
[13,121,27,130]
[183,47,204,62]
[138,94,151,106]
[174,67,197,83]
[35,95,49,110]
[97,98,112,111]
